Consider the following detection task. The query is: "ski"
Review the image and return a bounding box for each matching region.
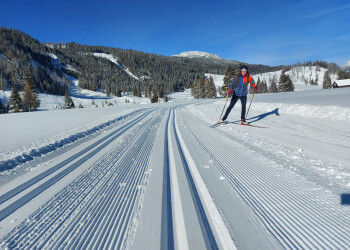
[227,122,268,128]
[210,121,267,128]
[210,121,228,128]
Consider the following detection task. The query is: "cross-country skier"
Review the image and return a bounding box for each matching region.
[220,65,257,125]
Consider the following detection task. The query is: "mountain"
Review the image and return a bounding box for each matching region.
[342,61,350,73]
[172,51,224,60]
[0,27,313,99]
[172,51,240,65]
[0,28,236,96]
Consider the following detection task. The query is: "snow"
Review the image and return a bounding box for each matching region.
[168,121,189,250]
[205,73,224,89]
[92,53,140,80]
[333,79,350,87]
[172,51,224,60]
[343,61,350,68]
[1,86,350,249]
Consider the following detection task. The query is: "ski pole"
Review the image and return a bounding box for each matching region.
[245,92,255,118]
[218,89,229,122]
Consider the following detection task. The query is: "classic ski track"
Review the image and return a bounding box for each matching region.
[0,109,152,204]
[161,109,175,250]
[0,109,160,249]
[167,108,219,250]
[0,110,152,219]
[0,109,148,176]
[178,109,350,249]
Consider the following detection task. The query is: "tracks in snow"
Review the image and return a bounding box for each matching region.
[179,109,350,249]
[161,108,235,250]
[0,109,160,249]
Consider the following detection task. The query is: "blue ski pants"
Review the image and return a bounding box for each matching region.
[222,94,247,121]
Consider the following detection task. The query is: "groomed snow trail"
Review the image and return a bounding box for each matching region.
[1,95,350,249]
[178,101,350,249]
[0,109,160,249]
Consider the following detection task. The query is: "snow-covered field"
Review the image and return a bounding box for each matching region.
[1,88,350,249]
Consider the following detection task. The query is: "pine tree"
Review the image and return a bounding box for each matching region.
[8,85,23,113]
[221,65,235,96]
[116,87,122,97]
[337,70,350,80]
[0,99,5,114]
[278,69,294,92]
[269,76,278,93]
[137,85,142,97]
[260,80,268,93]
[205,76,217,98]
[106,84,111,97]
[23,70,40,112]
[256,77,261,94]
[164,95,169,102]
[150,86,158,103]
[199,78,206,98]
[323,70,332,89]
[133,86,138,96]
[192,78,203,98]
[64,89,75,109]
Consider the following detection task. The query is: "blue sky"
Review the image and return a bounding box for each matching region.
[1,0,350,66]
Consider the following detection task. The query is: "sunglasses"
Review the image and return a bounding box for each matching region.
[241,69,247,72]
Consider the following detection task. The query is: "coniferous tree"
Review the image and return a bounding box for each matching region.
[256,77,261,94]
[205,76,217,98]
[137,85,142,97]
[116,87,122,97]
[64,89,75,109]
[199,78,206,98]
[133,86,138,96]
[221,65,235,96]
[194,78,201,98]
[269,76,278,93]
[278,69,294,92]
[0,99,5,114]
[8,85,23,113]
[105,84,111,97]
[337,70,350,80]
[150,86,158,103]
[23,70,40,112]
[164,95,169,102]
[323,70,332,89]
[260,80,268,93]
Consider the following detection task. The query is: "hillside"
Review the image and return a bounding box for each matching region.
[0,27,286,100]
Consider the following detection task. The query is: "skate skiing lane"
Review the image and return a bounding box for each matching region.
[178,104,350,249]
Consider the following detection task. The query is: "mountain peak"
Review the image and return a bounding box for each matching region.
[342,61,350,68]
[172,51,224,60]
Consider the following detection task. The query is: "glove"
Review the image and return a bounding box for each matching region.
[252,84,258,92]
[227,89,232,96]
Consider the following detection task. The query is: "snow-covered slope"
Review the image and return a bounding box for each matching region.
[172,51,224,60]
[92,53,140,80]
[206,66,337,91]
[1,88,350,249]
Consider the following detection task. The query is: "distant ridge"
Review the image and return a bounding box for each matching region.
[172,51,225,60]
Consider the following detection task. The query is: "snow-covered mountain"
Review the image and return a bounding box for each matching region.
[342,61,350,73]
[172,51,225,60]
